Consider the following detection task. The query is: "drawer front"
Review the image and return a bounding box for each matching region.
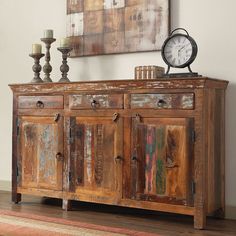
[18,96,64,109]
[131,93,194,109]
[69,94,123,109]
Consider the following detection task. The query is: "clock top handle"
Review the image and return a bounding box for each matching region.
[170,28,189,37]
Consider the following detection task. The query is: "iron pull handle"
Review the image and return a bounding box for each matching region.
[132,156,138,161]
[157,99,166,108]
[91,99,99,109]
[56,152,64,161]
[54,113,60,122]
[112,113,119,122]
[115,155,123,162]
[135,113,141,122]
[165,157,178,168]
[36,100,44,108]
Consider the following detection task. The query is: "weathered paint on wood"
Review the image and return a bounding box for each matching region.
[18,96,63,109]
[10,77,228,229]
[9,78,228,94]
[19,116,63,191]
[69,116,123,201]
[75,124,84,186]
[156,126,166,195]
[132,117,191,204]
[95,124,104,186]
[131,93,194,109]
[69,94,124,109]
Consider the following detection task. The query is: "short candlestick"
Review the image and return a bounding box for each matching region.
[41,38,56,82]
[29,53,45,83]
[57,47,73,82]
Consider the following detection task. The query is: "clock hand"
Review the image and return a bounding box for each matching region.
[178,45,185,52]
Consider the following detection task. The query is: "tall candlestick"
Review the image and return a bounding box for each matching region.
[44,29,53,39]
[41,37,56,82]
[32,44,42,54]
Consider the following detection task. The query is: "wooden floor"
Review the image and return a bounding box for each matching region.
[0,191,236,236]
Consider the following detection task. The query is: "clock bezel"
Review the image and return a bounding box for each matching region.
[161,33,198,69]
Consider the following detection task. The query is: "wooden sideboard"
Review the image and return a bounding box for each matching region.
[9,77,228,229]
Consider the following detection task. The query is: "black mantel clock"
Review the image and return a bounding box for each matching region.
[161,28,198,77]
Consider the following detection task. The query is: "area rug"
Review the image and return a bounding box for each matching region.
[0,210,159,236]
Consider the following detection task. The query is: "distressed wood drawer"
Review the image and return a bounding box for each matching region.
[69,94,123,109]
[18,96,64,109]
[131,93,194,109]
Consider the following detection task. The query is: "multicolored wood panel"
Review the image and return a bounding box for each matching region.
[67,0,169,56]
[19,117,63,190]
[71,117,122,195]
[131,93,194,109]
[69,94,124,109]
[133,118,190,202]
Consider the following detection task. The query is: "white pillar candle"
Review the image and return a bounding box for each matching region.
[44,29,53,38]
[32,44,42,54]
[60,38,70,47]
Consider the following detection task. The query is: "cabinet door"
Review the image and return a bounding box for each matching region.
[17,116,63,190]
[131,116,193,205]
[69,116,123,202]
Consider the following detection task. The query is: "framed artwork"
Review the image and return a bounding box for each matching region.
[67,0,170,57]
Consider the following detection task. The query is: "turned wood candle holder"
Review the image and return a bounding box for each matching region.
[29,53,45,83]
[57,47,73,82]
[41,38,56,82]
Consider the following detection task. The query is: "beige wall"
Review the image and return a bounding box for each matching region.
[0,0,236,217]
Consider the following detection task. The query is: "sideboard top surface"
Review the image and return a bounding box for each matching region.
[9,77,228,93]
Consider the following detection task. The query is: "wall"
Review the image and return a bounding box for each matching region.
[0,0,236,218]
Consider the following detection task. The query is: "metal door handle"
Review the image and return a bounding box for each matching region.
[56,152,64,161]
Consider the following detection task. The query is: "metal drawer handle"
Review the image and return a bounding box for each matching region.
[56,152,64,161]
[36,100,44,108]
[91,99,99,109]
[157,99,166,108]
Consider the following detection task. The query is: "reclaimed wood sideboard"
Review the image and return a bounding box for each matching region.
[9,77,228,229]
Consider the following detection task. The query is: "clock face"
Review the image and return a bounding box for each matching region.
[163,35,193,67]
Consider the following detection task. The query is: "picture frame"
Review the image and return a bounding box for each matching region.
[67,0,170,57]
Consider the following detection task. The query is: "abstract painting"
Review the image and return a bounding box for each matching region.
[67,0,170,57]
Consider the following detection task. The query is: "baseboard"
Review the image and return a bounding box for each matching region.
[226,206,236,220]
[0,180,11,192]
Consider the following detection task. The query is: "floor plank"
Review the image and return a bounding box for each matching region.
[0,191,236,235]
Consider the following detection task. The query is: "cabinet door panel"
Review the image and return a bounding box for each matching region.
[131,117,193,205]
[70,116,123,200]
[18,116,63,190]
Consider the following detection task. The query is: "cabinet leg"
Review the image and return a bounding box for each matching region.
[12,193,21,204]
[194,210,206,229]
[62,199,72,211]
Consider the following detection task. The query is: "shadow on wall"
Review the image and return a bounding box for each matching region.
[77,56,118,81]
[170,0,180,29]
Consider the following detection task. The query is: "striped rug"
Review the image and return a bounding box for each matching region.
[0,210,159,236]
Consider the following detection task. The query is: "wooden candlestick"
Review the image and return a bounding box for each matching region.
[41,38,56,82]
[57,47,72,82]
[29,53,45,83]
